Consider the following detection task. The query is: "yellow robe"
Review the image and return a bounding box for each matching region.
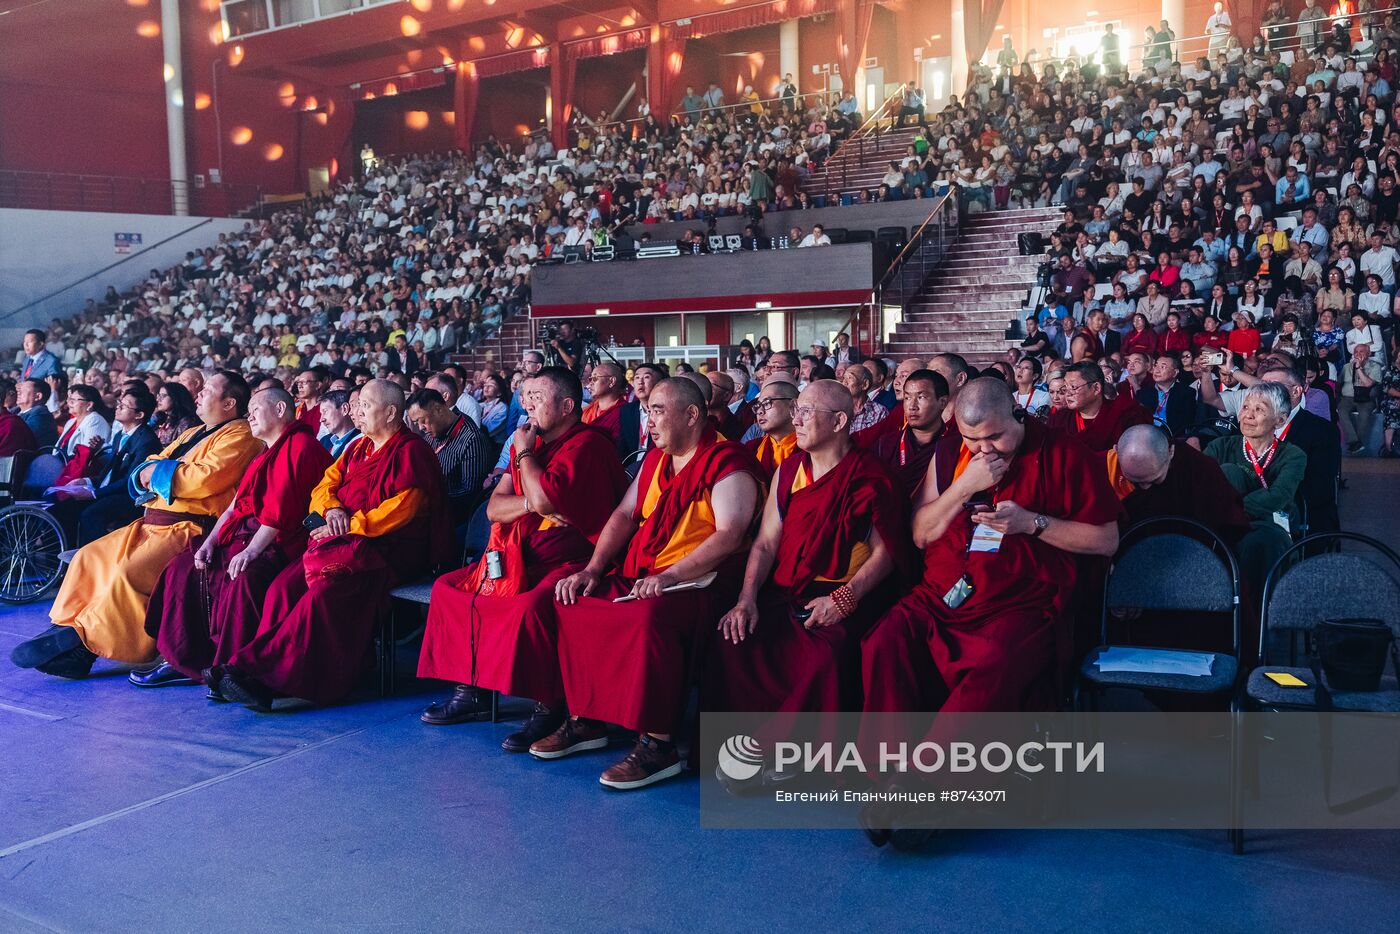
[50,420,263,663]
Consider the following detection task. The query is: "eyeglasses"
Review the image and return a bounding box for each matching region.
[751,397,793,413]
[791,404,838,421]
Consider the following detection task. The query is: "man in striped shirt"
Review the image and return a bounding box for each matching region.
[406,388,493,530]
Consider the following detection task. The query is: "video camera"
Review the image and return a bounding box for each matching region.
[537,321,599,345]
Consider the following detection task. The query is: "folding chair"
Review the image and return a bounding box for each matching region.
[1236,533,1400,853]
[1076,518,1242,710]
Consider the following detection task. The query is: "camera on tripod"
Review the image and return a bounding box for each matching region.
[538,320,608,367]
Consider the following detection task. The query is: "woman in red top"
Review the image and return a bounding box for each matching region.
[1149,251,1181,292]
[1192,314,1230,350]
[1122,312,1159,356]
[1227,310,1262,357]
[1161,310,1192,352]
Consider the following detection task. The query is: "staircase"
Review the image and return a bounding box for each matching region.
[449,313,535,373]
[883,207,1062,366]
[802,125,925,199]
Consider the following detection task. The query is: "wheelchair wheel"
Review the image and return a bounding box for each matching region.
[0,505,67,604]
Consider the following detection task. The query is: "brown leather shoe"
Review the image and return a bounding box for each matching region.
[528,718,609,759]
[599,735,683,790]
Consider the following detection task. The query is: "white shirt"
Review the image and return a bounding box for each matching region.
[454,392,483,426]
[798,234,831,248]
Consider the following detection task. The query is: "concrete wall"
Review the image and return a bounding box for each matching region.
[532,242,879,317]
[624,197,939,244]
[0,209,248,341]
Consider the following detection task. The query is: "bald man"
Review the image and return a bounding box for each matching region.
[139,386,333,688]
[1110,425,1250,543]
[706,370,745,440]
[869,369,953,501]
[708,381,905,726]
[209,380,449,711]
[581,361,628,446]
[862,379,1120,843]
[744,379,799,477]
[536,378,763,790]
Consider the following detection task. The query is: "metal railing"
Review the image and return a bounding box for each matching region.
[0,171,266,218]
[805,85,913,201]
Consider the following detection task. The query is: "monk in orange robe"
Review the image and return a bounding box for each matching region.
[11,371,262,679]
[708,380,906,725]
[534,378,763,790]
[1047,361,1151,452]
[580,362,627,447]
[743,379,798,478]
[137,386,332,688]
[416,368,628,750]
[210,380,448,711]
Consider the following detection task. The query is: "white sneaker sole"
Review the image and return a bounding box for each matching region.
[599,760,685,791]
[529,736,609,760]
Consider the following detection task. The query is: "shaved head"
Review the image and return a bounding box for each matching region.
[805,378,855,419]
[359,378,407,441]
[247,385,296,444]
[1117,425,1173,486]
[655,376,707,413]
[681,371,714,405]
[793,379,855,453]
[954,377,1016,428]
[707,370,735,406]
[650,377,708,452]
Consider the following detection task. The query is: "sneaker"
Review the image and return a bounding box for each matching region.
[502,703,566,753]
[1346,441,1365,455]
[599,735,684,790]
[529,718,610,760]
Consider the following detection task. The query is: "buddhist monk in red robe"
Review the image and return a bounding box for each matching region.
[744,379,798,478]
[706,371,746,440]
[534,378,763,790]
[868,369,954,501]
[1048,361,1151,452]
[580,362,627,447]
[707,380,904,729]
[136,386,332,688]
[1111,425,1250,543]
[416,369,628,750]
[209,380,448,711]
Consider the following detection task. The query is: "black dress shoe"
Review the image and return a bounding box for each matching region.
[501,703,565,752]
[217,668,275,713]
[34,644,97,680]
[128,662,197,688]
[10,624,82,669]
[202,668,228,702]
[420,684,492,725]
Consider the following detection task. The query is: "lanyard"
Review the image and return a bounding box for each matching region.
[1277,415,1295,441]
[1243,436,1278,489]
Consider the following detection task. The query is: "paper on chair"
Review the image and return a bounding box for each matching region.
[1095,647,1215,677]
[613,571,718,603]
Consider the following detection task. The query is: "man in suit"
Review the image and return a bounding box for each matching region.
[384,335,419,375]
[16,379,57,448]
[47,386,162,545]
[616,362,666,466]
[1261,364,1341,536]
[19,330,60,382]
[1135,353,1197,438]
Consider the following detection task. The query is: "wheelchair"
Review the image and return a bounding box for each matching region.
[0,450,71,604]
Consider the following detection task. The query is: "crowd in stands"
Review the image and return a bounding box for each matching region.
[1,14,1396,854]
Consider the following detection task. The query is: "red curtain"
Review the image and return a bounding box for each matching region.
[550,42,578,150]
[836,0,875,95]
[453,62,480,152]
[963,0,1007,84]
[673,0,837,39]
[1228,0,1269,46]
[566,28,651,60]
[474,46,551,80]
[647,24,687,117]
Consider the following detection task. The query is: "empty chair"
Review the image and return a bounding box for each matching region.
[845,229,875,243]
[824,228,849,244]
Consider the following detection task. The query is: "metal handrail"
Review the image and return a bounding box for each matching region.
[875,190,955,299]
[805,85,910,199]
[0,170,264,218]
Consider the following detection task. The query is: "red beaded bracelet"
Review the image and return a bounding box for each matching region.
[831,585,857,619]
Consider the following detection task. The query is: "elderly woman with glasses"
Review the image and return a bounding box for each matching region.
[1205,380,1305,588]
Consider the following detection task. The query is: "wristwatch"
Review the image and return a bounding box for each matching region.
[1031,514,1050,537]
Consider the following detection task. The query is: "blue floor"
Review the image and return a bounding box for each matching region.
[1,596,1398,931]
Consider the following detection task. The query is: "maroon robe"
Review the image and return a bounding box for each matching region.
[863,419,1121,726]
[1048,392,1151,452]
[227,427,448,704]
[416,422,628,705]
[295,402,323,435]
[555,428,763,733]
[708,406,745,441]
[0,410,37,457]
[1120,442,1251,544]
[704,448,907,714]
[868,423,955,502]
[852,401,903,449]
[582,399,624,446]
[148,422,332,679]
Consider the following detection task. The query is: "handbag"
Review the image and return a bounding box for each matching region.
[1314,618,1398,697]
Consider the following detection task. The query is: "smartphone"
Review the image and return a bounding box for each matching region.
[1199,350,1226,367]
[302,512,328,531]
